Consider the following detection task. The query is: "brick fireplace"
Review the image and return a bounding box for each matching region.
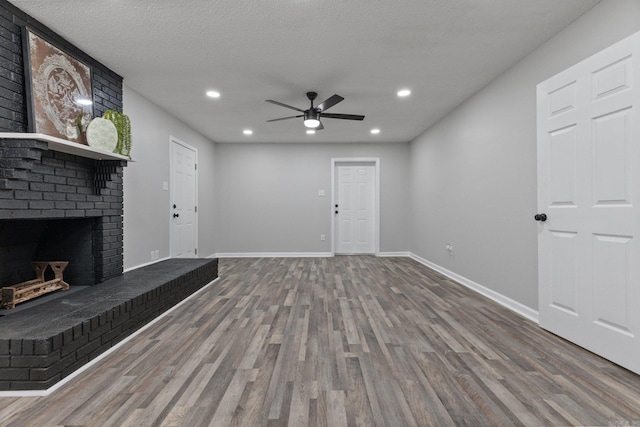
[0,0,219,391]
[0,135,219,392]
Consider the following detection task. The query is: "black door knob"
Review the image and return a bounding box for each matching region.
[173,213,180,218]
[534,213,547,222]
[173,204,176,209]
[335,210,339,214]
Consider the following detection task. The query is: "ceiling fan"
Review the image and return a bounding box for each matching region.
[266,92,365,130]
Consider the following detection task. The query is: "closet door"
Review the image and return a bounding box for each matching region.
[537,31,640,374]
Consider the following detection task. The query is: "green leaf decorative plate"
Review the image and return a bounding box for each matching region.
[86,117,118,152]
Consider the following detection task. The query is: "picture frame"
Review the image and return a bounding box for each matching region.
[22,27,93,143]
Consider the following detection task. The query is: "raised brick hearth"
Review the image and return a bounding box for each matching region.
[0,258,218,391]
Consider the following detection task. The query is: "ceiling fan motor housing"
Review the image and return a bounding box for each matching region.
[304,110,321,128]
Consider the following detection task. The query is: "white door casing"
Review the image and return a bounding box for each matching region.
[537,31,640,373]
[331,159,379,255]
[170,137,198,258]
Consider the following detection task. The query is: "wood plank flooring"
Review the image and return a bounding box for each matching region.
[1,256,639,426]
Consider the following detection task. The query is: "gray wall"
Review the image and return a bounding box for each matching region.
[120,0,640,316]
[409,0,640,310]
[122,87,409,266]
[123,86,217,269]
[215,142,410,254]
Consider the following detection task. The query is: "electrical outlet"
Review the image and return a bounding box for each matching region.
[150,250,155,260]
[320,234,326,241]
[446,244,454,255]
[154,250,159,259]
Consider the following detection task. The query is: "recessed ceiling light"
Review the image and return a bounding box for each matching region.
[371,129,380,134]
[397,89,411,97]
[206,90,221,98]
[243,129,253,135]
[306,130,316,135]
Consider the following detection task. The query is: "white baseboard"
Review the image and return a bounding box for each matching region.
[215,252,410,258]
[215,252,333,258]
[409,253,539,324]
[123,256,171,273]
[213,252,410,258]
[377,251,411,257]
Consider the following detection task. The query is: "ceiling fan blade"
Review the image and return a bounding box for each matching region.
[265,99,306,112]
[316,94,344,112]
[320,113,365,121]
[316,121,324,130]
[266,115,303,122]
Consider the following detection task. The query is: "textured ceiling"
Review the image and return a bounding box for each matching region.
[9,0,600,144]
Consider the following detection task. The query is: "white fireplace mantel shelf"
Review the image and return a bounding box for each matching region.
[0,132,130,161]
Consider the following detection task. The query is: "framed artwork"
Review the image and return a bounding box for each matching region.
[22,27,93,143]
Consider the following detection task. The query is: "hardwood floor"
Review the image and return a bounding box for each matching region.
[1,256,639,426]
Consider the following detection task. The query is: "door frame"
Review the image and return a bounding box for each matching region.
[169,136,198,258]
[330,157,380,256]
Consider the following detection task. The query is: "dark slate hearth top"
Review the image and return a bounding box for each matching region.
[0,259,215,339]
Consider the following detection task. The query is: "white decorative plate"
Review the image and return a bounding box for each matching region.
[86,118,118,152]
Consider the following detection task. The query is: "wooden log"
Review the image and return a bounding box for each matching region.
[1,278,65,308]
[0,263,48,304]
[0,261,70,309]
[1,288,14,309]
[1,279,65,309]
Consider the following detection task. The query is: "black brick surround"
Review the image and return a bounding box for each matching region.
[0,138,126,285]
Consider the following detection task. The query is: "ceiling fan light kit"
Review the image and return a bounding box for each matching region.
[303,110,320,128]
[266,91,364,131]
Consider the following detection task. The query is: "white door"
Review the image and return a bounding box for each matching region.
[537,31,640,373]
[334,163,376,254]
[170,138,197,258]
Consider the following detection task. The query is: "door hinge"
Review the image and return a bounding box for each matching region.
[195,206,197,213]
[195,248,198,255]
[195,163,197,170]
